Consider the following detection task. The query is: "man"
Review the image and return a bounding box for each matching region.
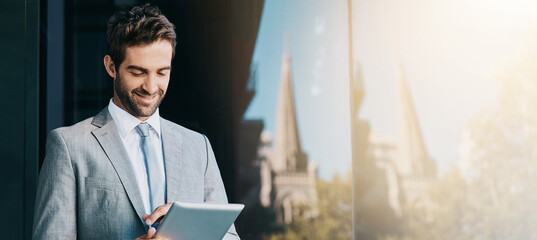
[32,4,239,239]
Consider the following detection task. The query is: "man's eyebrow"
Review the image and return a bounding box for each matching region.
[126,65,171,72]
[126,65,148,72]
[158,66,172,71]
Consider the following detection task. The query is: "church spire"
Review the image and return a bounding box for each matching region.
[395,64,436,177]
[271,43,307,172]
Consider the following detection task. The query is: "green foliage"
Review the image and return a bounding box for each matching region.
[262,173,353,240]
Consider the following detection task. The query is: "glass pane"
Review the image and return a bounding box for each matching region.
[353,0,537,238]
[238,1,354,239]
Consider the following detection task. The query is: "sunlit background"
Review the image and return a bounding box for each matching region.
[352,0,537,239]
[247,0,537,239]
[355,0,537,173]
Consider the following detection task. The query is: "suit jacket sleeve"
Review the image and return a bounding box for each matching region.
[202,135,240,240]
[32,130,77,239]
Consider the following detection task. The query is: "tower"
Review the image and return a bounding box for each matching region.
[259,45,317,224]
[395,64,437,208]
[271,47,308,172]
[395,65,437,178]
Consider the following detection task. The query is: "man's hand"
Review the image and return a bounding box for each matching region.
[134,227,157,240]
[134,203,173,240]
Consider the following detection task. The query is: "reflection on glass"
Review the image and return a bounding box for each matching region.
[353,0,537,239]
[237,0,353,239]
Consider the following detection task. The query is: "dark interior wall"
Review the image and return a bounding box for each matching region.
[0,0,40,239]
[46,0,65,134]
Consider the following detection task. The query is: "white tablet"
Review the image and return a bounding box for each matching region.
[155,201,244,240]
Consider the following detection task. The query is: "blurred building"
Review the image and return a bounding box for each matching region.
[354,64,437,238]
[394,65,437,210]
[258,49,318,224]
[367,131,402,217]
[235,47,318,239]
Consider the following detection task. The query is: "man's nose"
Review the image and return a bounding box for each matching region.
[142,75,159,94]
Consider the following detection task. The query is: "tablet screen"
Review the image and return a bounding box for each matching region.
[156,201,244,240]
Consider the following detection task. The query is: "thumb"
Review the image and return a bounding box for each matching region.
[146,227,157,238]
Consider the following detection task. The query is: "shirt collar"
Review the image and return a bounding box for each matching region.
[107,98,161,138]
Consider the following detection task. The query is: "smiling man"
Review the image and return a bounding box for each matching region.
[32,4,239,240]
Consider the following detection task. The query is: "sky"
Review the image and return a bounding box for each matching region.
[245,0,352,180]
[245,0,537,179]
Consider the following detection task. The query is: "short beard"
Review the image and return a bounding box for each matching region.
[114,72,166,118]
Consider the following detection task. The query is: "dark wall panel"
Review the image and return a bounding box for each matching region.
[0,0,40,239]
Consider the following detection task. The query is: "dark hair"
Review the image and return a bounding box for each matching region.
[107,3,176,68]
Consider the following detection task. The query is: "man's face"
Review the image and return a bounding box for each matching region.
[112,40,173,120]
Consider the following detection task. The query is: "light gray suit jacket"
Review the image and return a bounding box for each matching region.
[32,108,239,239]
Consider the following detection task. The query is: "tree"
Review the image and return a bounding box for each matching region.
[386,46,537,239]
[263,173,353,240]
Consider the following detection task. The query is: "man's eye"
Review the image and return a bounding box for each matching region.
[158,72,168,76]
[131,72,143,76]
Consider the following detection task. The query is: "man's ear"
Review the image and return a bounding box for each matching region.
[104,55,117,78]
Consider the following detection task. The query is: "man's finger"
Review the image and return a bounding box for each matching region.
[145,203,172,225]
[142,214,150,221]
[146,227,156,238]
[134,227,157,240]
[134,234,148,240]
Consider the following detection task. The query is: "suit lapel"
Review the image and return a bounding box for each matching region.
[161,119,184,202]
[90,109,147,227]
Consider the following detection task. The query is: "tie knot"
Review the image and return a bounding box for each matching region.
[135,122,150,137]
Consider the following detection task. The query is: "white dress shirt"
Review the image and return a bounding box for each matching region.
[107,98,166,214]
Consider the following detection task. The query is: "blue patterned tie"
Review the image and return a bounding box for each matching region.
[136,122,165,213]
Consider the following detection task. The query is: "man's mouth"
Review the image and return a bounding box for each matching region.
[134,92,157,102]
